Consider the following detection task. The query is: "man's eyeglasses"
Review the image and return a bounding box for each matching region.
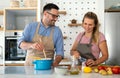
[47,11,60,18]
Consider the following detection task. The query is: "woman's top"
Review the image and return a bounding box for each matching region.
[76,32,106,59]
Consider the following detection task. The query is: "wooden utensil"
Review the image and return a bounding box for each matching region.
[43,49,47,58]
[32,56,41,60]
[39,38,47,58]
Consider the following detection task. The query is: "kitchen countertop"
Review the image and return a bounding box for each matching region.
[0,66,120,78]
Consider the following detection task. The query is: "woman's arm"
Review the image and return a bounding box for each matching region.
[86,41,109,66]
[70,40,80,59]
[95,40,109,65]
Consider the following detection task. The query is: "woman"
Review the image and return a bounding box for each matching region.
[70,12,108,66]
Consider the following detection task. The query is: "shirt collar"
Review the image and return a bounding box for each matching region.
[40,20,50,28]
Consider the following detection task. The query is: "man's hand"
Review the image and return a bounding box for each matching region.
[31,42,44,51]
[53,55,62,67]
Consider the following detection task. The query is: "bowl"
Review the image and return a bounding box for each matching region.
[54,66,68,75]
[33,58,53,70]
[71,19,77,24]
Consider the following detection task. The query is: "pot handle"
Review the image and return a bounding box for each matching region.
[32,61,36,64]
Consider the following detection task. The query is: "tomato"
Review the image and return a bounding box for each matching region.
[119,69,120,73]
[112,67,120,74]
[97,66,105,70]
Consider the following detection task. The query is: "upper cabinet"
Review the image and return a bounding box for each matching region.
[4,7,37,32]
[105,0,120,12]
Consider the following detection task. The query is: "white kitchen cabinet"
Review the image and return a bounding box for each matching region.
[4,7,37,32]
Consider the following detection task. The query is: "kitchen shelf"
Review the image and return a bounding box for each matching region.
[5,63,24,66]
[105,9,120,12]
[0,64,3,66]
[5,7,37,10]
[4,7,37,31]
[5,30,23,32]
[59,11,66,15]
[0,27,4,31]
[0,10,4,15]
[68,23,82,27]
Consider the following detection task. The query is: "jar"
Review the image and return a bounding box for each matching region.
[24,0,37,7]
[71,19,77,24]
[10,0,19,7]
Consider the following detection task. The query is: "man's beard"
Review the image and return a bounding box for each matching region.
[49,21,55,26]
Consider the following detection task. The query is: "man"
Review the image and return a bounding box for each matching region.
[18,3,64,66]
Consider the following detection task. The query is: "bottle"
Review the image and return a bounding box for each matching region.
[80,58,87,72]
[70,56,79,75]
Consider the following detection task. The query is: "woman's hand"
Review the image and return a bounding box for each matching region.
[85,59,96,67]
[72,51,80,59]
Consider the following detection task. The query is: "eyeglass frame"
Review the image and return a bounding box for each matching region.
[47,11,60,18]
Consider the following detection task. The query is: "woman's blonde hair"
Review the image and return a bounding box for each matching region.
[82,12,100,44]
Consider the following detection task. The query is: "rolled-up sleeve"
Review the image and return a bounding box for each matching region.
[17,22,37,48]
[17,23,30,48]
[54,27,64,58]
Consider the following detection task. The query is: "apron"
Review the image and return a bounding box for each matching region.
[77,33,96,61]
[24,23,54,66]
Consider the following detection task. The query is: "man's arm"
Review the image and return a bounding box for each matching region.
[20,41,44,51]
[20,41,33,50]
[53,27,64,67]
[53,55,62,67]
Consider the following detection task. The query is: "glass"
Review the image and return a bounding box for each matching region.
[70,56,80,75]
[47,11,60,18]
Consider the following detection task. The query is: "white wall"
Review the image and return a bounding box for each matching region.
[0,0,10,65]
[38,0,105,59]
[0,0,10,9]
[0,0,10,26]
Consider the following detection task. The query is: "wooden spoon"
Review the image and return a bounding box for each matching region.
[39,38,47,58]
